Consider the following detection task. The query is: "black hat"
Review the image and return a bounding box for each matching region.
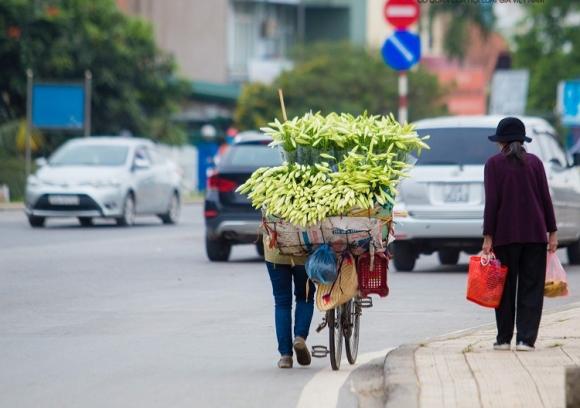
[488,117,532,143]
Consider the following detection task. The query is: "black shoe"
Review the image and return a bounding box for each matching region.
[293,337,311,366]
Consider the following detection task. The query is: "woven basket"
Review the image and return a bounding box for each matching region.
[315,253,358,312]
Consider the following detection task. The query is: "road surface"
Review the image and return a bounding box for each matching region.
[1,204,578,407]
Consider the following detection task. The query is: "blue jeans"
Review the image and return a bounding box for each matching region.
[266,262,316,356]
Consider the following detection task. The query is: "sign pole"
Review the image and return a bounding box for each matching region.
[25,69,33,179]
[84,70,92,137]
[398,71,408,124]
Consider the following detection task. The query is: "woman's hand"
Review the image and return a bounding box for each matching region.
[482,235,493,256]
[548,232,558,253]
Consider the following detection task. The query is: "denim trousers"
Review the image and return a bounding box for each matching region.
[266,262,316,356]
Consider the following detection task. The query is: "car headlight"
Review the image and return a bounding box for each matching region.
[26,176,51,187]
[27,175,40,187]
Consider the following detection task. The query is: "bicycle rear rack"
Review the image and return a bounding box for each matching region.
[311,345,329,358]
[357,296,373,308]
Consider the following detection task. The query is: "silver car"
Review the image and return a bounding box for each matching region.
[25,137,181,227]
[392,116,580,271]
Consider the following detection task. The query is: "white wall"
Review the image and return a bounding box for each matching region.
[157,144,199,193]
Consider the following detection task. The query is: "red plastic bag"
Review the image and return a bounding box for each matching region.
[466,254,508,308]
[545,253,569,298]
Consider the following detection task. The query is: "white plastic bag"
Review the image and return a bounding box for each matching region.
[545,253,569,298]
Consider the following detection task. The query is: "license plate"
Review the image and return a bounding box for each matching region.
[443,184,469,203]
[49,195,79,205]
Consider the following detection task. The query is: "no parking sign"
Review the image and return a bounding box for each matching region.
[381,30,421,72]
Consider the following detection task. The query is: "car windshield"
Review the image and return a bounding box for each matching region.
[49,144,129,166]
[415,127,498,165]
[222,144,282,168]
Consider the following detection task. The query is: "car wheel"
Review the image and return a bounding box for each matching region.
[28,215,45,228]
[116,193,136,227]
[78,217,94,227]
[567,240,580,265]
[256,239,265,258]
[159,192,180,225]
[393,242,416,272]
[206,236,231,262]
[438,249,460,265]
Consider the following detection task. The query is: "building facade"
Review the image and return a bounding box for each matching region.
[118,0,367,85]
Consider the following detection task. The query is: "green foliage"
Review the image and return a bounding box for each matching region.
[235,43,447,130]
[0,0,188,144]
[427,4,494,60]
[0,156,27,201]
[513,0,580,116]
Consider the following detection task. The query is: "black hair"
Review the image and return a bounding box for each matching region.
[502,141,526,164]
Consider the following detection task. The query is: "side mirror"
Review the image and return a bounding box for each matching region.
[133,157,151,171]
[573,153,580,167]
[35,157,47,167]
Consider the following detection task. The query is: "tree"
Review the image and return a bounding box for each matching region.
[426,3,494,61]
[235,43,447,130]
[0,0,188,144]
[513,0,580,116]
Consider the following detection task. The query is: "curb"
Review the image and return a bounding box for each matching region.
[349,356,388,408]
[0,203,24,211]
[383,345,419,408]
[0,200,203,212]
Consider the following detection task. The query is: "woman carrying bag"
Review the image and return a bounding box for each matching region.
[482,117,558,352]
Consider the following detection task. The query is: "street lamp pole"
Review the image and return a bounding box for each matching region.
[25,69,33,179]
[84,70,92,137]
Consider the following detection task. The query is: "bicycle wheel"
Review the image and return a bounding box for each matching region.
[344,298,361,365]
[327,306,343,370]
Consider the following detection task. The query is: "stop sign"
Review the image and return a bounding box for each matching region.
[384,0,420,29]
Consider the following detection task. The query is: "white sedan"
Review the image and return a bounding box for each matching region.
[25,137,181,227]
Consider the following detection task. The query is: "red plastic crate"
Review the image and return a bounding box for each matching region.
[357,252,389,297]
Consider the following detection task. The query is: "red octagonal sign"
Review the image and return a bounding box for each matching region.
[384,0,420,29]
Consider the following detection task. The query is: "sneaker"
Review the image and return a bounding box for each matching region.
[493,342,511,351]
[277,355,293,369]
[293,337,312,366]
[516,342,535,352]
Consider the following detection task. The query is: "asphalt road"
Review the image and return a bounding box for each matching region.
[1,204,578,408]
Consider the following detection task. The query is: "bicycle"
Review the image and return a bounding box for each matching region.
[312,295,373,370]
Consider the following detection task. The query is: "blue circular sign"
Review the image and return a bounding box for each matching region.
[381,30,421,71]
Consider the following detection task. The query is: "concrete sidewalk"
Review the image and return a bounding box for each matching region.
[0,202,24,211]
[382,303,580,408]
[0,198,203,211]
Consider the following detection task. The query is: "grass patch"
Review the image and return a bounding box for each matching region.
[462,344,474,353]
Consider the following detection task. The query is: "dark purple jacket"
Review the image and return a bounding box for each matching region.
[483,152,557,247]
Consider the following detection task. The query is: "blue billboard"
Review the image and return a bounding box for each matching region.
[560,80,580,126]
[32,83,85,129]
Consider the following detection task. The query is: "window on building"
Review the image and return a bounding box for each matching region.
[228,1,297,81]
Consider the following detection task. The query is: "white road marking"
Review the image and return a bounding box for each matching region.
[385,5,417,18]
[296,348,392,408]
[388,36,414,63]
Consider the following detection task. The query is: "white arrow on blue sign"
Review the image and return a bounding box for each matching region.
[381,30,421,71]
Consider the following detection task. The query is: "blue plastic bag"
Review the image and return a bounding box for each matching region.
[305,244,338,285]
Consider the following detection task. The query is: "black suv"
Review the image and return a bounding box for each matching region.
[204,132,281,261]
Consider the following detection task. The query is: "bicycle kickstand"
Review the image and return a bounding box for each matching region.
[315,317,328,333]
